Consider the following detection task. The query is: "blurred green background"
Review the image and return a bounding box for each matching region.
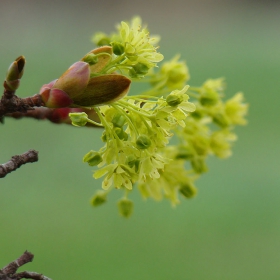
[1,0,280,279]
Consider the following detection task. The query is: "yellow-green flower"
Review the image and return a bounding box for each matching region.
[225,92,248,125]
[210,130,237,158]
[150,55,190,90]
[119,18,164,68]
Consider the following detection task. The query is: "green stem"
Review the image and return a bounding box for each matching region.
[101,54,126,74]
[123,95,160,102]
[117,100,152,118]
[187,91,200,99]
[188,87,201,92]
[111,103,139,137]
[86,117,104,127]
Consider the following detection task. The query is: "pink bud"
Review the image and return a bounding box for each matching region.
[53,61,90,99]
[39,49,131,108]
[40,87,73,108]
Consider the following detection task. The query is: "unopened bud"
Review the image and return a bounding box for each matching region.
[200,91,219,106]
[114,127,128,140]
[191,158,208,173]
[69,112,88,127]
[126,154,137,168]
[166,94,183,107]
[213,113,229,128]
[90,191,107,207]
[176,146,194,160]
[83,150,103,166]
[136,134,152,150]
[118,198,133,218]
[191,109,204,119]
[82,53,99,65]
[111,42,125,56]
[179,183,197,198]
[128,63,149,78]
[112,113,126,128]
[132,63,149,75]
[96,36,111,46]
[5,56,25,91]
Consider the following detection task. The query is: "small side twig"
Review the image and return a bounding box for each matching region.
[0,55,45,120]
[0,150,38,178]
[0,251,52,280]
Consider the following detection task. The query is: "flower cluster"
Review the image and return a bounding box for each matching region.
[92,16,163,78]
[70,86,196,215]
[46,16,247,217]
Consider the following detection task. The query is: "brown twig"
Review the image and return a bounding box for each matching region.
[0,150,38,178]
[0,92,44,119]
[5,107,101,127]
[0,251,52,280]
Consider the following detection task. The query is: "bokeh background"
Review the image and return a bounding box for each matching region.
[1,0,280,279]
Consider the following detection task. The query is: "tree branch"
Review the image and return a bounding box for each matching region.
[0,150,38,178]
[0,251,52,280]
[0,92,44,120]
[5,107,101,127]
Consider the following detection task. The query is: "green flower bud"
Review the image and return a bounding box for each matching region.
[191,157,208,174]
[111,42,125,56]
[132,63,149,75]
[126,154,137,168]
[213,113,230,128]
[5,56,25,91]
[179,183,197,198]
[92,32,111,46]
[191,135,209,156]
[90,191,107,207]
[166,94,183,107]
[175,146,194,160]
[200,91,219,106]
[82,53,99,65]
[128,68,138,78]
[191,109,204,119]
[117,198,133,218]
[112,113,126,128]
[101,131,107,142]
[136,134,152,150]
[114,127,128,140]
[69,112,88,126]
[97,37,111,46]
[167,66,189,85]
[83,150,103,166]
